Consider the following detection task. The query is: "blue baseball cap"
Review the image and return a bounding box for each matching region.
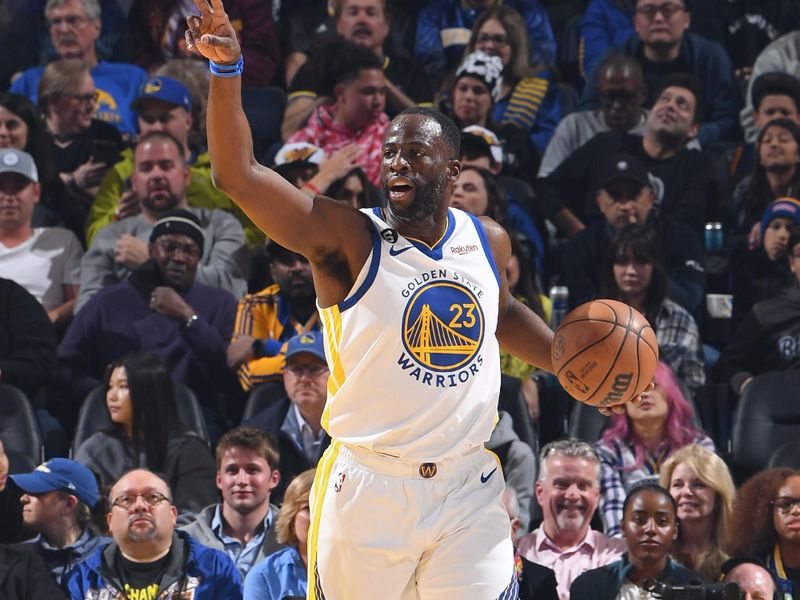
[285,331,326,363]
[131,76,192,112]
[10,458,100,507]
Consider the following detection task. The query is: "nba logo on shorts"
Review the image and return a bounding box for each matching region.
[333,472,346,493]
[401,281,484,371]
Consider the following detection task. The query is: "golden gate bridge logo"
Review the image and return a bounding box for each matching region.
[402,281,484,371]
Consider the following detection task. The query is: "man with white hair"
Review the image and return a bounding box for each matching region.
[517,439,626,599]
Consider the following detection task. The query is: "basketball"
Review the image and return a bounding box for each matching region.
[550,299,659,408]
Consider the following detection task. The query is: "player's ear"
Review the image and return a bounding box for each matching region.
[447,158,461,182]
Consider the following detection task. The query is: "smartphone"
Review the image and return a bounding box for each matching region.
[92,139,120,166]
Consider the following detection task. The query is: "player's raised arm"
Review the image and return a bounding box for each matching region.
[185,0,367,263]
[483,217,555,373]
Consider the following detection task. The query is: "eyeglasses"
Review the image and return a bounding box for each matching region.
[476,33,509,47]
[111,492,170,510]
[636,2,686,20]
[71,92,98,105]
[598,91,640,106]
[139,113,175,126]
[47,14,89,28]
[156,239,201,258]
[273,252,309,267]
[772,497,800,514]
[285,364,328,378]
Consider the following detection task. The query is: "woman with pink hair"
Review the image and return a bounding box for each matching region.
[594,361,715,537]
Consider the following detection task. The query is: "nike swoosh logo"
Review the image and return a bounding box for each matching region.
[480,467,498,484]
[389,245,414,256]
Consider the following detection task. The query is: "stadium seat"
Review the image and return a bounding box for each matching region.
[241,381,286,423]
[241,86,287,165]
[71,382,210,455]
[731,371,800,482]
[768,440,800,469]
[0,384,43,472]
[567,399,610,443]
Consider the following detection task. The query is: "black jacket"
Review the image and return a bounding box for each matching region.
[571,555,704,600]
[518,558,559,600]
[244,396,330,504]
[0,544,66,599]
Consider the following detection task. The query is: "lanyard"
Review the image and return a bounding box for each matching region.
[768,544,795,600]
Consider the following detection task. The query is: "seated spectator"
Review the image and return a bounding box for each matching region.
[715,230,800,397]
[38,59,123,203]
[0,436,32,544]
[726,467,800,594]
[465,6,560,160]
[9,0,148,138]
[0,0,134,91]
[579,0,635,80]
[516,440,627,599]
[599,223,705,393]
[0,276,57,433]
[64,468,243,599]
[449,164,509,227]
[580,0,742,147]
[228,242,318,392]
[730,119,800,246]
[414,0,555,89]
[595,361,713,537]
[326,166,382,209]
[76,131,248,311]
[731,198,800,328]
[243,469,314,600]
[281,0,432,139]
[720,556,779,600]
[0,93,86,242]
[539,53,648,178]
[128,0,279,87]
[10,458,109,583]
[0,543,68,599]
[0,148,82,330]
[740,31,800,142]
[542,74,714,238]
[570,483,704,599]
[271,142,326,191]
[561,153,706,314]
[486,410,535,533]
[59,212,240,425]
[244,332,329,504]
[180,427,283,578]
[444,51,539,181]
[286,40,389,186]
[88,76,262,248]
[658,443,735,580]
[73,352,217,520]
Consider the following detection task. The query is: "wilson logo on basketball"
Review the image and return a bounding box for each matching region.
[552,335,565,361]
[599,372,634,406]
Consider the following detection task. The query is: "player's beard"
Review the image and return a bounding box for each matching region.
[384,175,444,223]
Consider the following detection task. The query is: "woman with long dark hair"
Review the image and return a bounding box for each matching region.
[74,352,216,519]
[731,118,800,247]
[600,223,705,396]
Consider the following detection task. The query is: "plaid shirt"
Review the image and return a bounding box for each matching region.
[595,434,715,537]
[655,299,706,395]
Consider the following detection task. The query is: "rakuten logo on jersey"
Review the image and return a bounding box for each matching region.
[450,244,478,256]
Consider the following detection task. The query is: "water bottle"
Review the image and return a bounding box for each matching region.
[549,286,569,329]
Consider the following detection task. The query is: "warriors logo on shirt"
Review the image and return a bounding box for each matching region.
[401,280,484,371]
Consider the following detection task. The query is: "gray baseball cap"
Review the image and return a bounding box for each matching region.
[0,149,38,182]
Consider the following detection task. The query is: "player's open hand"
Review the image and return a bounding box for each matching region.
[185,0,241,65]
[596,381,654,416]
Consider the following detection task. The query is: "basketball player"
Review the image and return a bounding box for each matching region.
[185,2,620,597]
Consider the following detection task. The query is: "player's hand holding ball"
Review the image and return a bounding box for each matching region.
[185,0,241,64]
[550,299,658,415]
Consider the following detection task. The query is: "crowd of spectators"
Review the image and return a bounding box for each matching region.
[0,0,800,597]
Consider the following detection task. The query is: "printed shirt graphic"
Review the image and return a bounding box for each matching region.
[318,208,501,460]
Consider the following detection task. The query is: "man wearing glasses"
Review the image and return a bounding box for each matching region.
[76,130,248,312]
[581,0,742,148]
[244,331,331,504]
[58,204,241,429]
[8,0,146,138]
[64,468,242,599]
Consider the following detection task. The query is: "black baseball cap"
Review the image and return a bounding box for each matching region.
[752,72,800,109]
[594,153,651,193]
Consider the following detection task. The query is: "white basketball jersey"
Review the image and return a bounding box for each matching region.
[318,207,502,461]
